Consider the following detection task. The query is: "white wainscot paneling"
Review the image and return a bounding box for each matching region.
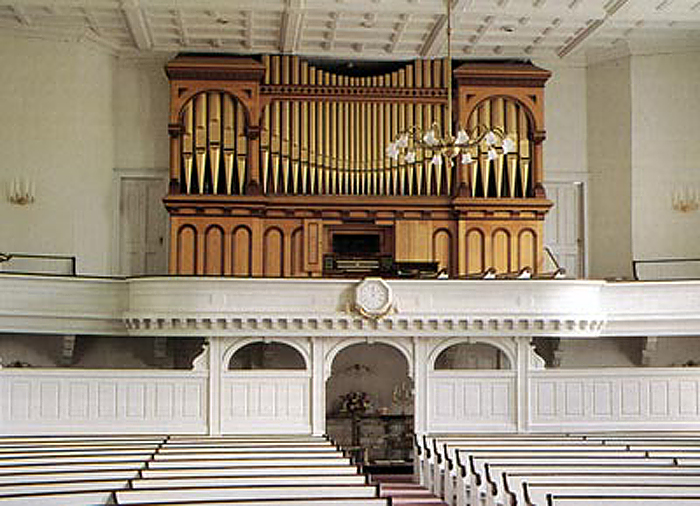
[531,368,700,432]
[0,369,207,434]
[221,371,311,434]
[427,371,517,433]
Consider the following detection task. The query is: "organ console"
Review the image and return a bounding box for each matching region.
[164,54,552,278]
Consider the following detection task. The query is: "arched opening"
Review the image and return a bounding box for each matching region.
[434,342,511,370]
[427,340,516,432]
[326,342,413,470]
[221,340,310,434]
[228,342,306,370]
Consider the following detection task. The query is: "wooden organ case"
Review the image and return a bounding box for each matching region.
[164,55,552,277]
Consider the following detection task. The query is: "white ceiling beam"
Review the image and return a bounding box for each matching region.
[82,7,102,36]
[120,0,153,51]
[244,10,253,49]
[280,0,306,53]
[420,0,474,57]
[174,9,190,46]
[10,4,31,26]
[557,0,630,57]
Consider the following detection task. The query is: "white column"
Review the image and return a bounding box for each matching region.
[413,336,429,434]
[311,337,326,436]
[515,336,531,433]
[208,337,223,436]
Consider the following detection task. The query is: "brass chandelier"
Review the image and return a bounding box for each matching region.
[386,0,514,172]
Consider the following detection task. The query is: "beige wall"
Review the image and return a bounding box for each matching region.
[630,51,700,261]
[587,56,633,279]
[2,31,699,279]
[113,57,170,171]
[0,34,115,275]
[541,61,588,176]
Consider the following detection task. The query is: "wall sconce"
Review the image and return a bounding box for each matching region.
[7,177,35,205]
[672,187,699,213]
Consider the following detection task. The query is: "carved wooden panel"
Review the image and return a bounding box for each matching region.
[263,227,284,277]
[204,225,225,275]
[232,226,253,276]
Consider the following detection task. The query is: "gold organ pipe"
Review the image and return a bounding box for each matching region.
[506,99,518,198]
[519,106,530,196]
[358,103,371,195]
[331,101,339,194]
[372,102,379,195]
[182,101,194,194]
[269,103,278,194]
[468,106,478,196]
[194,93,207,194]
[291,99,300,194]
[308,101,316,195]
[493,97,506,198]
[301,100,309,194]
[281,101,290,193]
[324,99,332,194]
[236,103,247,195]
[260,101,270,195]
[208,93,221,194]
[223,94,235,195]
[378,102,386,196]
[479,100,491,197]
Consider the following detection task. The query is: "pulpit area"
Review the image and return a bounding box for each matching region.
[164,55,552,278]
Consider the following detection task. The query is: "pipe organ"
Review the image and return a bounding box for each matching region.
[164,55,552,278]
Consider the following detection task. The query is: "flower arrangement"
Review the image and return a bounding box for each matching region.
[339,391,372,415]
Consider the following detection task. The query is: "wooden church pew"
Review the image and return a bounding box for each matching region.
[113,499,391,506]
[0,479,130,498]
[488,466,700,506]
[458,454,673,506]
[146,456,353,469]
[547,495,700,506]
[0,468,140,485]
[114,484,383,504]
[525,483,700,506]
[439,442,629,500]
[0,490,116,506]
[140,464,361,478]
[129,474,369,488]
[502,473,700,506]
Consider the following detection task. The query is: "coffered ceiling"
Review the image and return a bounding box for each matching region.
[1,0,700,61]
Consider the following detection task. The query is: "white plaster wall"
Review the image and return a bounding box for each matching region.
[326,342,412,415]
[0,334,168,369]
[586,56,633,279]
[647,337,700,368]
[0,34,115,275]
[630,50,700,261]
[556,337,641,368]
[113,57,170,170]
[539,60,588,177]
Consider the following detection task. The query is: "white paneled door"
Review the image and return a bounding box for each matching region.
[119,175,168,276]
[544,181,585,277]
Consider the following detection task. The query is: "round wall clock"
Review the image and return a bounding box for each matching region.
[355,278,393,318]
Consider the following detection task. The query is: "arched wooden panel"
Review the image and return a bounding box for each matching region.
[263,227,284,277]
[433,229,452,273]
[204,225,225,275]
[518,228,537,271]
[231,225,252,276]
[492,228,511,273]
[291,227,304,277]
[465,229,485,275]
[177,225,197,275]
[180,91,247,195]
[466,96,533,198]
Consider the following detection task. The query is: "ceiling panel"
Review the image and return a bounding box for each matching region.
[0,0,699,60]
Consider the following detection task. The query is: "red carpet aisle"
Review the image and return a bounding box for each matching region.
[371,474,449,506]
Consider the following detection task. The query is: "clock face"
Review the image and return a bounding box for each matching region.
[356,279,392,316]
